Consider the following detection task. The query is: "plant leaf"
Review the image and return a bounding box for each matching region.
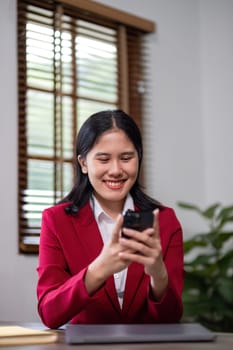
[191,254,211,267]
[177,201,201,213]
[218,251,233,274]
[216,205,233,221]
[216,277,233,303]
[212,231,233,249]
[202,203,221,219]
[216,215,233,231]
[183,239,208,253]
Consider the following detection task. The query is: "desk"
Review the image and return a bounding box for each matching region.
[1,323,233,350]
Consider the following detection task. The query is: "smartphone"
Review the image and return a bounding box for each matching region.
[122,209,154,238]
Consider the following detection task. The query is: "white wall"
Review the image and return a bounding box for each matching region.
[200,0,233,205]
[0,0,232,322]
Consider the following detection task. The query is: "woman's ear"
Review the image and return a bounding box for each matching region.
[77,155,88,174]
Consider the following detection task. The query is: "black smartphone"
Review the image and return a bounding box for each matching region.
[122,209,154,238]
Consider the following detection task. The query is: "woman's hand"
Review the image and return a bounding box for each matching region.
[119,209,168,300]
[84,214,134,295]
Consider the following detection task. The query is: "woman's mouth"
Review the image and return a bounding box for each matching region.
[103,180,125,190]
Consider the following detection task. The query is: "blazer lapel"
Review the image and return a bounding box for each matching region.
[71,203,103,261]
[122,262,145,314]
[104,276,122,314]
[70,203,121,313]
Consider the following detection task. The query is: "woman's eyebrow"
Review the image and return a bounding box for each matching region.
[121,151,135,155]
[94,152,110,157]
[94,151,136,157]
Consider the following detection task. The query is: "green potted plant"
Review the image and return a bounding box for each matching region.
[177,201,233,332]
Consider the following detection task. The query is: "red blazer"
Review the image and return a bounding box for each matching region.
[37,202,184,329]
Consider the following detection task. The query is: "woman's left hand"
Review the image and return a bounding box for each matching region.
[119,209,168,299]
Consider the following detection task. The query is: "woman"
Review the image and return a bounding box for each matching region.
[37,110,184,329]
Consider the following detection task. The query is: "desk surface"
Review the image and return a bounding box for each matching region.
[1,323,233,350]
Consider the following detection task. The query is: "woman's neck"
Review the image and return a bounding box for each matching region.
[92,195,125,220]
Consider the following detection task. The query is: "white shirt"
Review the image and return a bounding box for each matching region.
[90,194,134,308]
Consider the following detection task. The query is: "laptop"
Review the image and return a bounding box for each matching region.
[65,323,217,344]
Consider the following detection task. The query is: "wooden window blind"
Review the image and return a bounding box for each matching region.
[17,0,155,253]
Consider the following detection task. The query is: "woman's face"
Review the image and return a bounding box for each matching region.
[78,128,139,214]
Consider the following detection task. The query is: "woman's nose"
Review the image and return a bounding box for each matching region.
[108,160,123,176]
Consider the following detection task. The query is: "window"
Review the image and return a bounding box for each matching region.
[18,0,155,253]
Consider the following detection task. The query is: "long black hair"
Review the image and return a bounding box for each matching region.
[61,109,162,215]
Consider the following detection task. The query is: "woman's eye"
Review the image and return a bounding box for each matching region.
[97,158,109,162]
[121,156,132,162]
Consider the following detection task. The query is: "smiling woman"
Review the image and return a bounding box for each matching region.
[36,109,184,329]
[77,128,139,218]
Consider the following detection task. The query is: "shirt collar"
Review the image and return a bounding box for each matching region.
[90,194,134,222]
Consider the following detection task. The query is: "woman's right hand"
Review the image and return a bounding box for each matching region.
[84,214,133,295]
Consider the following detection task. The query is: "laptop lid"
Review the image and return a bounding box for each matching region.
[65,323,217,344]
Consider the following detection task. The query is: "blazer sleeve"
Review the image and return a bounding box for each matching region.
[37,207,106,329]
[144,207,184,323]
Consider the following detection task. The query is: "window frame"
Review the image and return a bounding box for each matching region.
[17,0,155,254]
